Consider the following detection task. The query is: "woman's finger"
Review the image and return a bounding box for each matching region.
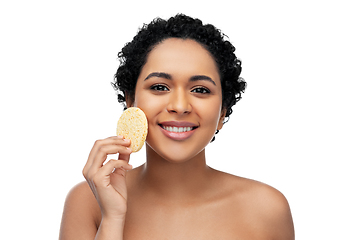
[92,159,133,188]
[91,144,131,169]
[83,136,130,176]
[118,140,132,163]
[87,136,128,165]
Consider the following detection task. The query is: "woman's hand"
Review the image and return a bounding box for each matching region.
[82,136,133,220]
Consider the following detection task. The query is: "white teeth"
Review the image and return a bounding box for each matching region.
[162,126,193,133]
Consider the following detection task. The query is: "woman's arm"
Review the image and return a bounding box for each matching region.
[59,183,127,240]
[59,182,101,240]
[251,183,295,240]
[59,136,132,240]
[94,216,126,240]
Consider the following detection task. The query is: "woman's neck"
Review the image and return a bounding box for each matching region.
[136,145,214,201]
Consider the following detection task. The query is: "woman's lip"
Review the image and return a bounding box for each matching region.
[159,124,197,141]
[158,121,198,128]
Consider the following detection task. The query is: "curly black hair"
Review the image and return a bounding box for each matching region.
[113,14,246,127]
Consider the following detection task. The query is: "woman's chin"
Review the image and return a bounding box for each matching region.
[145,142,206,164]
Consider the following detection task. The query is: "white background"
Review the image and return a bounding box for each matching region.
[1,0,359,239]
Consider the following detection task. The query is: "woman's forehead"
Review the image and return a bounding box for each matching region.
[141,38,221,82]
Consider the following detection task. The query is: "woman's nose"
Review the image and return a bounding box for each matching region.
[166,89,192,114]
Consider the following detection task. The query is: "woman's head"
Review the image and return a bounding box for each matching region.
[113,14,246,122]
[131,38,225,160]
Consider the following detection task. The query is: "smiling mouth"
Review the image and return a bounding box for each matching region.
[160,125,197,133]
[158,123,198,140]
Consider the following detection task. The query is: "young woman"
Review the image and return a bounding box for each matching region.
[59,14,294,240]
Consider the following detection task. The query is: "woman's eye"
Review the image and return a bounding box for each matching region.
[191,87,210,94]
[150,84,169,91]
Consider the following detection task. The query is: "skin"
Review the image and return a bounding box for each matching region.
[59,38,295,240]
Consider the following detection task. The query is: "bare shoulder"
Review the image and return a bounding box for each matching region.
[233,174,290,209]
[59,181,101,240]
[212,170,295,239]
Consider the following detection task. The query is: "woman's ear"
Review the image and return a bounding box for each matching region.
[125,91,134,108]
[217,108,227,131]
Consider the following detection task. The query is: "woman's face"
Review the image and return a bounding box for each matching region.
[130,38,225,162]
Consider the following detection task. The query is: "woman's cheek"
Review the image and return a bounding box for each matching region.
[134,92,166,121]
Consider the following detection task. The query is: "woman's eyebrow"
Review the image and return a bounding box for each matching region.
[144,72,172,81]
[144,72,216,86]
[190,75,216,86]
